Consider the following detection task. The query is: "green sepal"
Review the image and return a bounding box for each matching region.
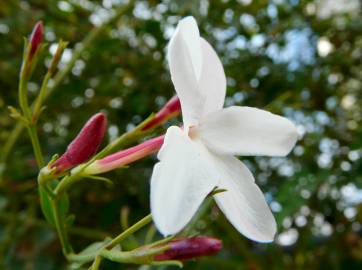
[151,260,183,268]
[85,175,114,186]
[210,188,228,196]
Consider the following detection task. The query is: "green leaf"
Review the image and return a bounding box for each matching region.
[66,214,76,227]
[39,187,56,226]
[59,191,70,221]
[39,180,69,226]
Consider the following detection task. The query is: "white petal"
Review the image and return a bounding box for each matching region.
[199,38,226,116]
[167,17,204,127]
[176,17,202,80]
[213,155,276,242]
[151,126,219,236]
[198,106,298,156]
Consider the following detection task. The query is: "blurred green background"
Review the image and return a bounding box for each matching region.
[0,0,361,269]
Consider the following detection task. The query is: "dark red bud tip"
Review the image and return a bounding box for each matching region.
[142,96,181,131]
[155,236,222,261]
[165,95,181,112]
[29,21,43,58]
[51,112,107,172]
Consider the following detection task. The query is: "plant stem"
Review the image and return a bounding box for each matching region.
[33,72,51,120]
[18,59,31,119]
[90,256,102,270]
[65,214,153,265]
[181,196,213,236]
[51,198,73,255]
[27,124,45,167]
[107,214,153,250]
[54,173,80,198]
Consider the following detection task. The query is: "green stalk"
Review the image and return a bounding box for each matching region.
[107,214,153,249]
[51,198,73,255]
[18,73,31,119]
[90,256,102,270]
[181,196,213,236]
[32,72,51,121]
[27,124,45,167]
[65,214,153,265]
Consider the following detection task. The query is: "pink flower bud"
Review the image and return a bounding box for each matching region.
[51,113,107,173]
[154,236,222,261]
[29,21,43,59]
[84,135,164,175]
[142,96,181,131]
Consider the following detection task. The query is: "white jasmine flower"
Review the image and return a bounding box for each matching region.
[150,16,298,242]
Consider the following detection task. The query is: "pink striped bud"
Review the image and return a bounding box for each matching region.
[84,135,164,175]
[51,113,107,173]
[154,237,222,261]
[142,96,181,131]
[29,21,43,60]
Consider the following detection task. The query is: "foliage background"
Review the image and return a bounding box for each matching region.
[0,0,361,269]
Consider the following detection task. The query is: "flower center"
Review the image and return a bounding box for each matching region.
[188,125,198,139]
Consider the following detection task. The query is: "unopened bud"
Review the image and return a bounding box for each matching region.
[142,96,181,131]
[154,237,222,261]
[84,135,164,175]
[51,113,107,173]
[29,21,43,60]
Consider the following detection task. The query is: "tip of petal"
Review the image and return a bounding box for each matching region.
[178,16,198,29]
[279,120,299,156]
[168,16,202,81]
[244,216,277,243]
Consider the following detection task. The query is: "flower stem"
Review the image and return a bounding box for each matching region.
[32,71,51,121]
[18,75,31,119]
[90,256,102,270]
[107,214,153,249]
[65,214,153,265]
[181,197,213,236]
[51,197,73,255]
[27,124,45,167]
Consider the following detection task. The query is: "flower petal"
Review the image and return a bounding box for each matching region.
[213,155,276,242]
[198,106,298,156]
[167,16,204,127]
[151,126,219,236]
[199,38,226,116]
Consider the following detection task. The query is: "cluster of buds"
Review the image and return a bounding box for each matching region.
[83,96,180,174]
[49,96,181,176]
